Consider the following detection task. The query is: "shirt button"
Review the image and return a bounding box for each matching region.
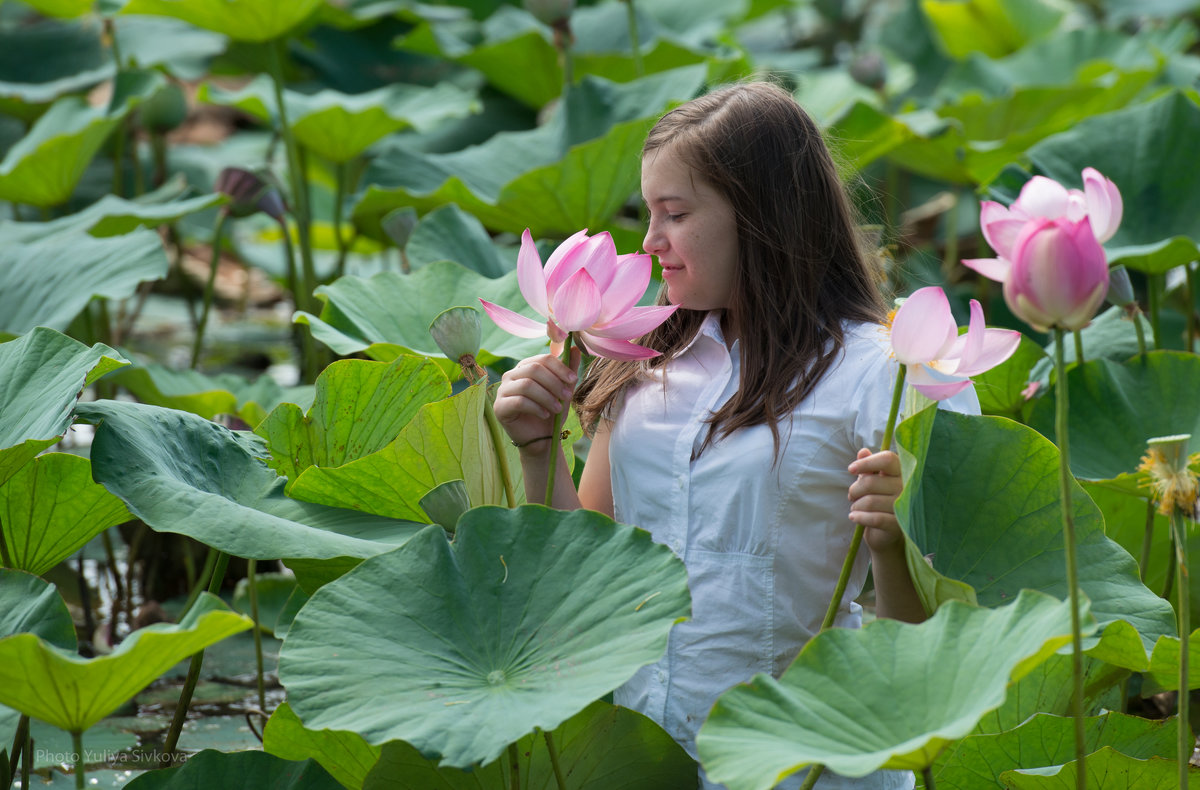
[676,475,685,489]
[671,540,682,553]
[656,669,667,683]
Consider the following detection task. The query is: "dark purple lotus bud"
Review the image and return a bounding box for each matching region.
[214,166,287,223]
[849,51,887,91]
[524,0,574,26]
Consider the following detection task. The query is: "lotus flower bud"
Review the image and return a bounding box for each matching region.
[1003,216,1109,332]
[214,166,286,223]
[381,206,418,250]
[429,306,483,380]
[1105,264,1135,308]
[848,51,887,91]
[419,479,471,533]
[524,0,574,25]
[139,82,188,134]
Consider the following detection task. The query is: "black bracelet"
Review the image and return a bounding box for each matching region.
[511,429,570,448]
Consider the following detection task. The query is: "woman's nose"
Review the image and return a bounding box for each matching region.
[643,224,665,255]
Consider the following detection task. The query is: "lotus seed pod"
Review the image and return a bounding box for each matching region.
[524,0,574,25]
[848,51,887,91]
[214,167,286,222]
[139,82,188,134]
[429,306,483,367]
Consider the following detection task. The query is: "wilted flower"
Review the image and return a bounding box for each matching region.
[1139,434,1200,517]
[1003,217,1109,332]
[480,228,676,361]
[887,286,1021,400]
[214,166,286,223]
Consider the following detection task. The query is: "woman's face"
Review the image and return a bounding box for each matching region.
[640,145,739,313]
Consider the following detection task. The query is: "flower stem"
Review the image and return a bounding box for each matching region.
[1148,274,1163,350]
[480,378,517,507]
[191,210,230,369]
[923,766,936,790]
[161,551,230,763]
[507,742,520,790]
[72,730,84,790]
[1172,508,1191,784]
[622,0,644,76]
[544,334,574,507]
[1133,306,1148,357]
[333,160,350,280]
[543,730,568,790]
[1054,327,1087,787]
[1187,262,1198,353]
[820,365,906,632]
[797,764,824,790]
[248,559,267,713]
[1073,329,1085,367]
[5,714,28,787]
[1140,498,1156,582]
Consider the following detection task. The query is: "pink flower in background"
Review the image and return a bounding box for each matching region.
[1003,217,1110,332]
[480,229,677,360]
[964,167,1122,283]
[888,286,1021,400]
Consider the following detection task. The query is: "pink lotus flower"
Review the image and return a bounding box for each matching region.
[889,286,1021,400]
[480,229,677,360]
[964,167,1122,282]
[1003,216,1109,332]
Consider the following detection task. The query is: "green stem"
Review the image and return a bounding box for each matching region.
[72,730,84,790]
[1134,306,1148,357]
[130,126,145,196]
[248,559,266,713]
[940,189,959,282]
[152,133,168,187]
[622,0,643,76]
[923,766,936,790]
[266,38,317,315]
[543,730,567,790]
[161,552,229,762]
[1054,328,1087,787]
[1148,274,1163,350]
[6,714,28,787]
[191,210,230,368]
[1073,329,1085,367]
[1164,532,1178,601]
[507,742,520,790]
[544,335,574,507]
[797,764,824,790]
[333,161,350,279]
[1187,262,1198,353]
[820,366,906,632]
[1173,509,1190,786]
[482,382,517,508]
[181,545,218,617]
[112,117,125,198]
[1140,498,1156,583]
[21,727,30,790]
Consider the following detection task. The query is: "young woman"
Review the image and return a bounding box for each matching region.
[493,82,975,789]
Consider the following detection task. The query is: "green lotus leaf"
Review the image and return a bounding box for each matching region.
[0,592,250,732]
[971,651,1127,737]
[1026,352,1200,483]
[74,399,425,563]
[933,712,1176,787]
[232,573,300,636]
[350,66,708,237]
[288,380,571,520]
[886,67,1156,185]
[970,334,1045,417]
[264,702,382,790]
[279,507,690,769]
[0,453,131,576]
[0,569,76,650]
[1000,746,1200,788]
[406,204,515,278]
[361,700,696,789]
[124,748,340,789]
[118,0,324,43]
[1141,628,1200,693]
[696,591,1089,789]
[16,0,95,19]
[936,26,1189,99]
[399,4,743,110]
[110,358,313,427]
[0,328,128,487]
[0,69,166,206]
[824,100,920,173]
[893,407,1176,667]
[198,75,479,163]
[985,92,1200,273]
[113,15,228,82]
[255,356,449,485]
[0,228,169,335]
[920,0,1065,59]
[295,262,549,367]
[0,17,112,109]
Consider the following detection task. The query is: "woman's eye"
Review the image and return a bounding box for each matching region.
[667,213,685,222]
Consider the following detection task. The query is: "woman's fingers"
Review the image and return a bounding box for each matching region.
[496,355,577,420]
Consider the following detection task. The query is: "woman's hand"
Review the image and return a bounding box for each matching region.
[847,448,905,554]
[493,348,581,451]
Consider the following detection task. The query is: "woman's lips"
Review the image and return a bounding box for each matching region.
[660,263,683,277]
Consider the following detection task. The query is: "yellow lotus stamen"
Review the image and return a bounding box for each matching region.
[1138,434,1200,517]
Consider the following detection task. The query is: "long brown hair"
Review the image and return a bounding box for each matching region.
[576,81,887,457]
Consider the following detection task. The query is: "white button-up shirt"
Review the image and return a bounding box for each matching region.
[609,312,976,789]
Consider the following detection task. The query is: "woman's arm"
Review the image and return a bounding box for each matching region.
[847,448,926,624]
